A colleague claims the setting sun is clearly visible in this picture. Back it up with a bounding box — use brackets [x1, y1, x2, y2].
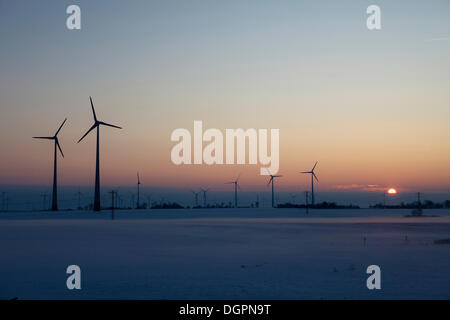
[387, 188, 398, 194]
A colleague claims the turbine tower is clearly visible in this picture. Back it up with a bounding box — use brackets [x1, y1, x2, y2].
[33, 118, 67, 211]
[201, 188, 210, 207]
[78, 97, 121, 211]
[225, 174, 241, 208]
[136, 172, 141, 209]
[267, 171, 282, 208]
[301, 161, 319, 206]
[191, 190, 200, 207]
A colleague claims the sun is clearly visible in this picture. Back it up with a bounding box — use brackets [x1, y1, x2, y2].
[387, 188, 397, 194]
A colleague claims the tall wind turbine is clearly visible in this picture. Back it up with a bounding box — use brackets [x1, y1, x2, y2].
[301, 161, 319, 206]
[136, 172, 141, 209]
[267, 171, 282, 208]
[78, 97, 121, 211]
[33, 118, 67, 211]
[225, 174, 241, 208]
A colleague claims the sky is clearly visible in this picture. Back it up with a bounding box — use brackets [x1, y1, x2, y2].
[1, 0, 450, 194]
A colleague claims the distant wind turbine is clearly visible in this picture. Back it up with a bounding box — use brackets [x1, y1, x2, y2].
[289, 193, 297, 204]
[33, 118, 67, 211]
[201, 188, 210, 207]
[225, 174, 241, 208]
[147, 194, 152, 209]
[191, 190, 200, 207]
[136, 172, 141, 209]
[78, 97, 122, 211]
[75, 188, 83, 210]
[266, 170, 282, 208]
[301, 161, 319, 206]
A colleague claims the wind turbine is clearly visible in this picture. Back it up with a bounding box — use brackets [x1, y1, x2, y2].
[136, 172, 141, 209]
[147, 194, 152, 209]
[75, 188, 83, 210]
[289, 193, 297, 204]
[191, 190, 200, 207]
[78, 97, 122, 211]
[266, 170, 282, 208]
[301, 161, 319, 206]
[200, 188, 210, 207]
[33, 118, 67, 211]
[225, 174, 241, 208]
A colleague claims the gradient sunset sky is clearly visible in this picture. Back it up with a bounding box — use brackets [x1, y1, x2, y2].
[1, 0, 449, 193]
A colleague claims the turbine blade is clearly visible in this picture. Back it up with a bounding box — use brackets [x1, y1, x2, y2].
[33, 136, 53, 140]
[301, 171, 311, 174]
[267, 177, 273, 186]
[273, 175, 282, 178]
[78, 124, 97, 143]
[312, 161, 318, 171]
[236, 173, 242, 182]
[54, 118, 67, 137]
[56, 139, 64, 158]
[100, 121, 122, 129]
[313, 173, 319, 182]
[90, 97, 97, 122]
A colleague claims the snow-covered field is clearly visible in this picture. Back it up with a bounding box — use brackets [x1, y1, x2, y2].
[1, 208, 450, 299]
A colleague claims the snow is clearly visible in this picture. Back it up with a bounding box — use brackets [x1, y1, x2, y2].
[1, 208, 450, 299]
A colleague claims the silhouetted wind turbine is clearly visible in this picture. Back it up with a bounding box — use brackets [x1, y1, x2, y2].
[33, 118, 67, 211]
[136, 172, 141, 209]
[301, 161, 319, 206]
[266, 170, 282, 208]
[75, 188, 83, 210]
[225, 174, 241, 208]
[289, 193, 297, 204]
[201, 188, 210, 207]
[191, 190, 200, 207]
[78, 97, 121, 211]
[147, 194, 152, 209]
